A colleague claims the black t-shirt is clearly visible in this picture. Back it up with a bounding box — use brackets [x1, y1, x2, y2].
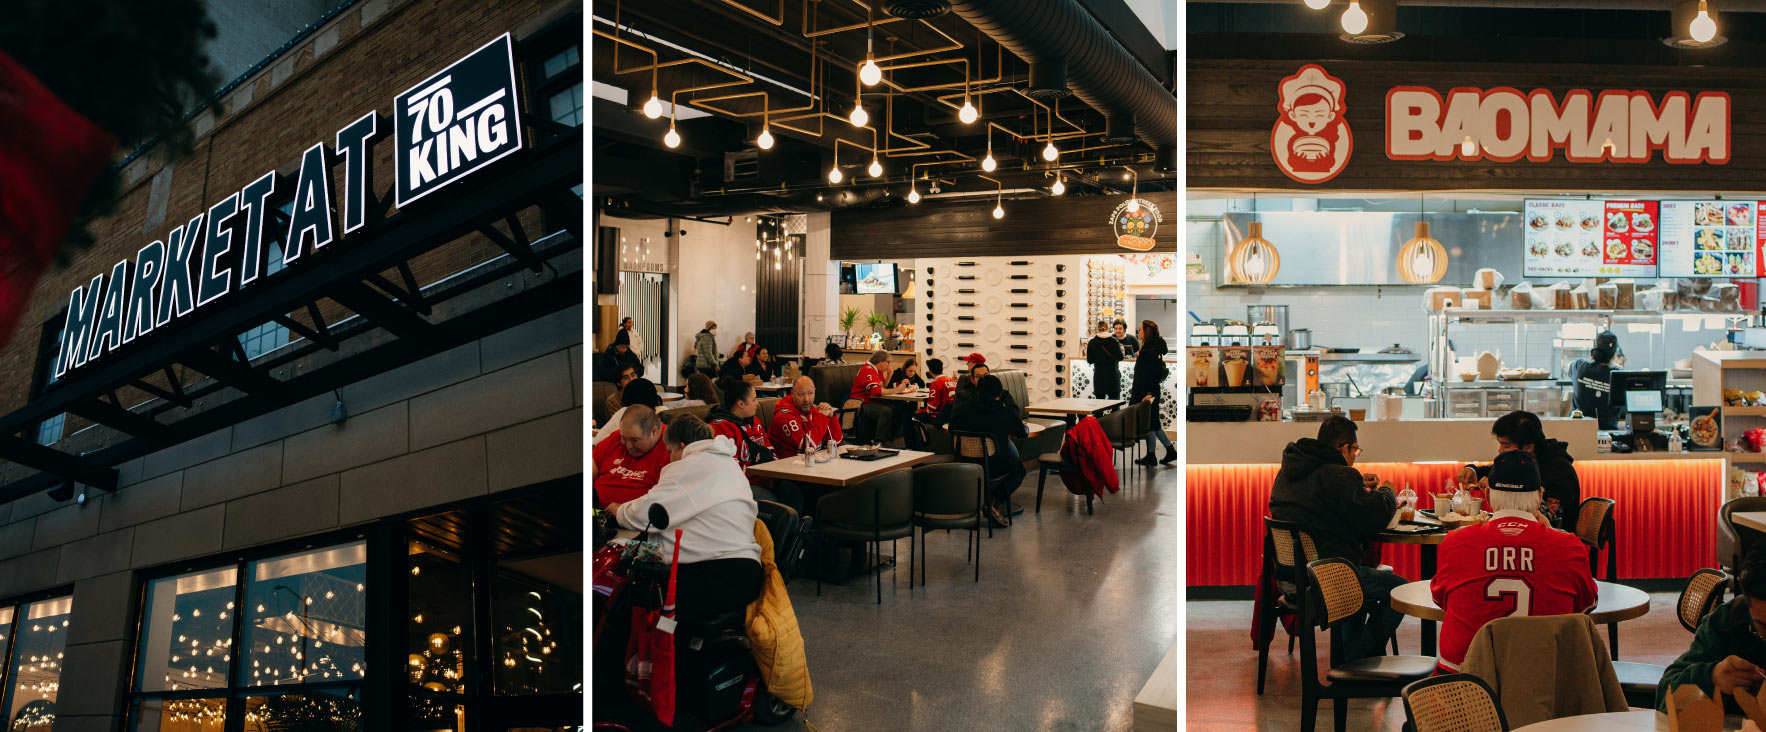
[1571, 359, 1616, 428]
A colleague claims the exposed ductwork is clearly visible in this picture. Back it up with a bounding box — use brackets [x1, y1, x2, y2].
[947, 0, 1176, 149]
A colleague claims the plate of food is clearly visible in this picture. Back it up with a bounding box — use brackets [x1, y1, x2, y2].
[1731, 203, 1755, 227]
[1580, 214, 1599, 231]
[1529, 213, 1548, 230]
[1730, 252, 1752, 275]
[1605, 212, 1628, 232]
[1631, 211, 1655, 233]
[1605, 238, 1627, 259]
[1697, 228, 1725, 251]
[1691, 407, 1721, 448]
[1631, 240, 1654, 260]
[1582, 242, 1600, 258]
[1554, 241, 1574, 257]
[1530, 240, 1549, 257]
[1697, 202, 1726, 226]
[1731, 228, 1755, 250]
[1696, 252, 1724, 275]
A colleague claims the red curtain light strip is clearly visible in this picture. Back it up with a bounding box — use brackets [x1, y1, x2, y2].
[1186, 460, 1725, 586]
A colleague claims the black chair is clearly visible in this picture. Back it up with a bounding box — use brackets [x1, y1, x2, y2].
[812, 470, 914, 604]
[1718, 497, 1766, 576]
[1574, 496, 1619, 656]
[1035, 449, 1093, 515]
[1613, 568, 1731, 708]
[1099, 409, 1135, 481]
[1300, 557, 1437, 732]
[755, 499, 804, 582]
[950, 430, 1011, 537]
[1258, 517, 1319, 695]
[909, 463, 984, 587]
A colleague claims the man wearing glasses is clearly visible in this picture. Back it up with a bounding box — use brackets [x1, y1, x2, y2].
[1269, 415, 1403, 660]
[1658, 543, 1766, 712]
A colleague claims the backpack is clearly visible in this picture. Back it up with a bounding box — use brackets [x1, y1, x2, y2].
[679, 353, 697, 377]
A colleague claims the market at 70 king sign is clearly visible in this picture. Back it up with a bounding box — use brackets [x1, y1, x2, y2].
[55, 34, 523, 379]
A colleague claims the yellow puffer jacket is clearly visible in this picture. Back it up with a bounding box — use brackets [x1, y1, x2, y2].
[746, 519, 812, 710]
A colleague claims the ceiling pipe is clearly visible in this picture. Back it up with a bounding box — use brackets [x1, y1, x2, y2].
[947, 0, 1177, 149]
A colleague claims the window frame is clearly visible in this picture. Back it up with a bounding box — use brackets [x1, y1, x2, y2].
[0, 585, 76, 730]
[123, 526, 381, 731]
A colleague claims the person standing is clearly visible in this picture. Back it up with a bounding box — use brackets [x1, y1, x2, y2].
[1456, 410, 1582, 530]
[1087, 320, 1124, 400]
[621, 316, 645, 360]
[597, 330, 643, 380]
[1268, 415, 1403, 660]
[1131, 320, 1176, 465]
[1113, 319, 1140, 358]
[694, 321, 720, 377]
[1570, 331, 1621, 430]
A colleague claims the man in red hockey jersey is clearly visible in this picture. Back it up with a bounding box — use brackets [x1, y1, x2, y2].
[917, 358, 958, 423]
[1431, 449, 1596, 673]
[591, 406, 671, 508]
[770, 376, 842, 459]
[850, 350, 916, 446]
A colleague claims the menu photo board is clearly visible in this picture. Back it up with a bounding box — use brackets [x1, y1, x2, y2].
[1659, 201, 1764, 277]
[1522, 199, 1659, 278]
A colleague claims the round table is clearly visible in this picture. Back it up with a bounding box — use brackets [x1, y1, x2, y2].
[659, 392, 684, 402]
[1024, 422, 1045, 436]
[1510, 710, 1745, 731]
[1387, 580, 1651, 624]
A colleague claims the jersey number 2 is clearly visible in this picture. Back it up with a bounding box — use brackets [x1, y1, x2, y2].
[1484, 578, 1533, 617]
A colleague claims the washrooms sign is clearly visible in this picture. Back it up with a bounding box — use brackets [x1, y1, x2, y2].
[56, 33, 525, 378]
[395, 33, 524, 207]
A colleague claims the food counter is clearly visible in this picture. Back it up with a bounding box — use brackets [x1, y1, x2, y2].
[1070, 356, 1181, 431]
[1186, 417, 1727, 586]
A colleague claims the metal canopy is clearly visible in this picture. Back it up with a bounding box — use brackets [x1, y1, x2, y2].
[0, 131, 584, 505]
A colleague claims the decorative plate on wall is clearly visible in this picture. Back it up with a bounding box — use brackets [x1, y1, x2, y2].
[937, 299, 951, 315]
[984, 296, 1002, 314]
[1038, 340, 1054, 354]
[983, 269, 1003, 287]
[1038, 377, 1054, 393]
[1038, 301, 1053, 316]
[1038, 320, 1053, 336]
[983, 324, 1002, 343]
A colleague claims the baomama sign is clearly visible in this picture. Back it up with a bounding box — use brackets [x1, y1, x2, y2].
[55, 34, 523, 379]
[1266, 62, 1731, 185]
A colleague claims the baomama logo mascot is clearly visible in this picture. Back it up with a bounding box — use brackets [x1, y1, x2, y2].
[1271, 64, 1352, 184]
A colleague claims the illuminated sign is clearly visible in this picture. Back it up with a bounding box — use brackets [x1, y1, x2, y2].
[57, 34, 523, 378]
[1387, 86, 1729, 164]
[1111, 199, 1162, 251]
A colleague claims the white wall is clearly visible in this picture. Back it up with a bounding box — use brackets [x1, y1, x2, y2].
[674, 217, 759, 372]
[802, 213, 835, 354]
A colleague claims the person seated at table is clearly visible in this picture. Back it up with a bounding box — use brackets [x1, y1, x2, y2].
[592, 405, 671, 507]
[748, 347, 781, 381]
[956, 353, 988, 393]
[817, 342, 844, 366]
[675, 373, 718, 409]
[1430, 450, 1596, 674]
[1269, 415, 1402, 660]
[596, 379, 668, 444]
[889, 359, 925, 390]
[850, 350, 917, 446]
[1087, 320, 1124, 400]
[1657, 542, 1766, 713]
[949, 374, 1028, 529]
[1455, 410, 1581, 530]
[917, 359, 958, 423]
[770, 376, 843, 459]
[719, 350, 755, 383]
[597, 329, 644, 381]
[603, 363, 638, 417]
[708, 377, 801, 512]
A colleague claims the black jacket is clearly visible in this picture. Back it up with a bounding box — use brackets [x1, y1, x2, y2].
[719, 357, 749, 383]
[597, 345, 643, 380]
[1117, 334, 1140, 358]
[1268, 438, 1396, 562]
[1088, 335, 1124, 389]
[1656, 596, 1766, 714]
[1130, 336, 1170, 403]
[1570, 358, 1617, 429]
[747, 359, 778, 381]
[949, 391, 1028, 463]
[1471, 440, 1582, 529]
[888, 368, 925, 389]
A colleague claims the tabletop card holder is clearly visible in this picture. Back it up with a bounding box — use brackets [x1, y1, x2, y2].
[1733, 683, 1766, 730]
[1667, 685, 1724, 732]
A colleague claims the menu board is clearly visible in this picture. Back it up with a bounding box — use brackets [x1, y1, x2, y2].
[1659, 201, 1764, 277]
[1522, 199, 1659, 278]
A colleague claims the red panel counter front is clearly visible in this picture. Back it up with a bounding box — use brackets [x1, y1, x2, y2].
[1187, 443, 1727, 586]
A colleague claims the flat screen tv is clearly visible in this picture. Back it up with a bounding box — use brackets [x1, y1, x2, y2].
[854, 262, 897, 294]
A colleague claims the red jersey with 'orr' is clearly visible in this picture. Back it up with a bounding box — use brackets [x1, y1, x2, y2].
[922, 375, 956, 417]
[591, 430, 671, 507]
[1429, 515, 1596, 673]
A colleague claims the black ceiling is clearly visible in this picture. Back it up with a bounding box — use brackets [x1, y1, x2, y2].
[591, 0, 1177, 219]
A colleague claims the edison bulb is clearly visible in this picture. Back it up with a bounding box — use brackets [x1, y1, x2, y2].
[1042, 141, 1059, 161]
[1691, 6, 1717, 43]
[1304, 0, 1329, 8]
[849, 104, 869, 128]
[1460, 136, 1476, 157]
[958, 100, 978, 124]
[1126, 198, 1141, 214]
[756, 128, 774, 150]
[907, 188, 920, 204]
[992, 204, 1005, 219]
[1341, 1, 1368, 34]
[981, 154, 997, 172]
[828, 166, 843, 184]
[859, 59, 882, 86]
[663, 127, 680, 148]
[1051, 178, 1066, 196]
[868, 158, 883, 177]
[642, 95, 663, 119]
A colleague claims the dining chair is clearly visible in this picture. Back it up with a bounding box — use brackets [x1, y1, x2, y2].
[1401, 674, 1508, 732]
[909, 463, 984, 588]
[1612, 568, 1730, 708]
[1575, 496, 1619, 655]
[812, 470, 914, 604]
[1300, 557, 1437, 732]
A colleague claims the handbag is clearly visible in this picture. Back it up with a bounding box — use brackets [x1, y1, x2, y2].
[626, 530, 682, 726]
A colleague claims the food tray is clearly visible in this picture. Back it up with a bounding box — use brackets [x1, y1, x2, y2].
[840, 449, 901, 462]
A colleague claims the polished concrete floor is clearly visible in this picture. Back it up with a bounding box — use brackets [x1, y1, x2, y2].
[737, 462, 1179, 732]
[1186, 592, 1692, 732]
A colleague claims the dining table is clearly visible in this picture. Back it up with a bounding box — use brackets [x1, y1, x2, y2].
[1509, 710, 1747, 731]
[1387, 579, 1651, 625]
[746, 445, 941, 487]
[1025, 398, 1127, 426]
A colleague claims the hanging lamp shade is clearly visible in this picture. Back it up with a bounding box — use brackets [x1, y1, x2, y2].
[1397, 221, 1449, 284]
[1227, 222, 1281, 284]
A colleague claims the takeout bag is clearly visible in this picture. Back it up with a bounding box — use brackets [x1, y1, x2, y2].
[626, 530, 682, 726]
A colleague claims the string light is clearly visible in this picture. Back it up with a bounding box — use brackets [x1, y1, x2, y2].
[868, 158, 883, 177]
[757, 127, 774, 150]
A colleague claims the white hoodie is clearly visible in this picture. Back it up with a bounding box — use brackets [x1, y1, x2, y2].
[614, 435, 761, 564]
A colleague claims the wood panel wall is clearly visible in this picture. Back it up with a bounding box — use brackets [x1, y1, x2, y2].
[829, 194, 1178, 259]
[1189, 59, 1766, 192]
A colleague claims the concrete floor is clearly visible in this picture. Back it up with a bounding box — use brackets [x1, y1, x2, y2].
[740, 463, 1179, 732]
[1186, 592, 1693, 732]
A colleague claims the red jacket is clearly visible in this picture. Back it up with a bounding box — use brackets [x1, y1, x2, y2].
[769, 400, 843, 458]
[849, 363, 885, 404]
[1058, 416, 1119, 498]
[921, 375, 956, 418]
[591, 429, 672, 507]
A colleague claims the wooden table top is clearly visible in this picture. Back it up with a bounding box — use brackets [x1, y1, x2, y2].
[746, 446, 940, 487]
[659, 392, 684, 402]
[1388, 580, 1650, 624]
[1732, 511, 1766, 533]
[1026, 398, 1127, 416]
[877, 390, 931, 402]
[752, 381, 795, 393]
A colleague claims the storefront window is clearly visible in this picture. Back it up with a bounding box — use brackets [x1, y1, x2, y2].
[408, 542, 473, 695]
[547, 84, 583, 127]
[240, 542, 368, 687]
[136, 567, 237, 692]
[132, 698, 226, 730]
[242, 687, 362, 731]
[492, 563, 579, 695]
[1, 595, 71, 732]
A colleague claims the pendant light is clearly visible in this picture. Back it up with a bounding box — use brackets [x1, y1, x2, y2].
[663, 125, 681, 149]
[1041, 100, 1060, 161]
[1342, 1, 1369, 34]
[828, 146, 843, 183]
[756, 108, 774, 150]
[907, 187, 920, 204]
[643, 96, 663, 119]
[868, 157, 883, 177]
[1123, 167, 1140, 214]
[981, 125, 996, 172]
[858, 6, 882, 86]
[986, 175, 1004, 219]
[849, 102, 869, 128]
[1051, 176, 1065, 196]
[1691, 0, 1717, 42]
[1397, 196, 1449, 284]
[1227, 195, 1281, 284]
[993, 201, 1004, 219]
[958, 99, 978, 124]
[1304, 0, 1330, 8]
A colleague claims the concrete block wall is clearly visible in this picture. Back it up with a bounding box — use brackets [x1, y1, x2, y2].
[0, 303, 582, 731]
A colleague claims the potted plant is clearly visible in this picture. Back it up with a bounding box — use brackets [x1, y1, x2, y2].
[882, 316, 899, 345]
[866, 310, 887, 344]
[839, 307, 860, 344]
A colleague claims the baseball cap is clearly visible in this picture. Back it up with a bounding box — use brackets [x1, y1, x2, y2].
[1487, 450, 1541, 493]
[961, 353, 986, 366]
